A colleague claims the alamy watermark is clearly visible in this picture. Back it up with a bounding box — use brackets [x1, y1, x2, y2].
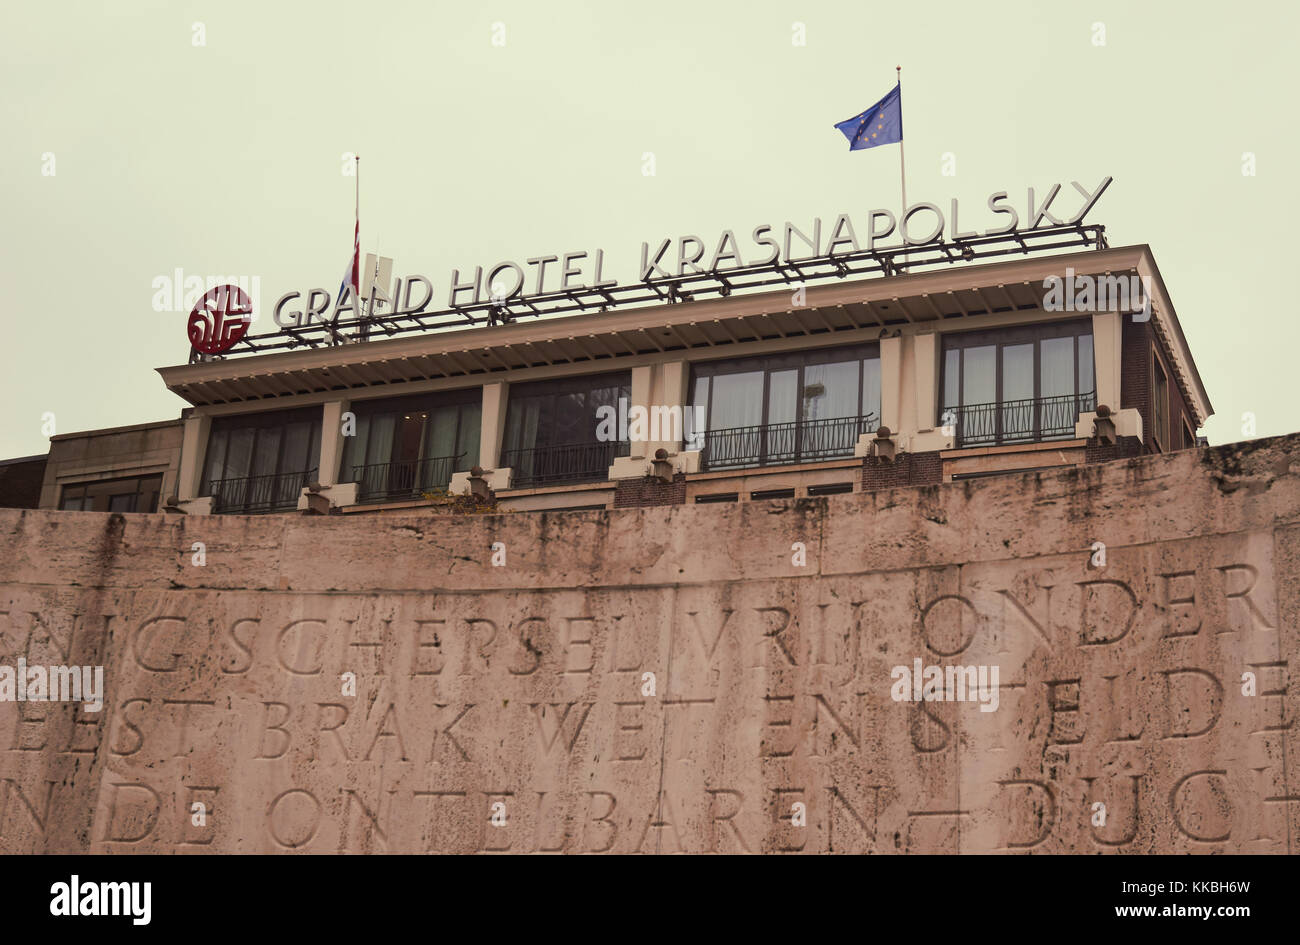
[1043, 267, 1150, 322]
[0, 659, 104, 712]
[152, 269, 262, 322]
[890, 659, 1000, 712]
[50, 875, 150, 925]
[595, 398, 705, 449]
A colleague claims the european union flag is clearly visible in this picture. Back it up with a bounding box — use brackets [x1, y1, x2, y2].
[834, 84, 902, 151]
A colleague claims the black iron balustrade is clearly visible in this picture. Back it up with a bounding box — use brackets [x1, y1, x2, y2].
[942, 390, 1096, 448]
[351, 453, 465, 502]
[501, 440, 631, 488]
[700, 413, 879, 471]
[208, 468, 317, 514]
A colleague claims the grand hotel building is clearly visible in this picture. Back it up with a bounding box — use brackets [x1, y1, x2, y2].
[9, 242, 1210, 516]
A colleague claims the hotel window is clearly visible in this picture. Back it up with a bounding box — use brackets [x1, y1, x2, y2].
[1153, 353, 1170, 452]
[59, 474, 163, 512]
[689, 344, 881, 471]
[502, 372, 631, 487]
[1182, 418, 1196, 450]
[340, 390, 481, 502]
[201, 407, 321, 513]
[940, 320, 1095, 447]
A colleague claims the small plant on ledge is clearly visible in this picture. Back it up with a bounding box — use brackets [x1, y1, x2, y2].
[418, 486, 505, 515]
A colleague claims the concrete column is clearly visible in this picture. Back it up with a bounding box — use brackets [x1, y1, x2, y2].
[318, 399, 350, 486]
[1091, 311, 1122, 411]
[480, 381, 509, 469]
[906, 330, 953, 452]
[655, 360, 691, 455]
[177, 414, 210, 500]
[879, 334, 903, 433]
[911, 332, 939, 432]
[628, 364, 653, 459]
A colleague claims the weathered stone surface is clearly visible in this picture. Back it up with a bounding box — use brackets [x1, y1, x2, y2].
[0, 435, 1297, 853]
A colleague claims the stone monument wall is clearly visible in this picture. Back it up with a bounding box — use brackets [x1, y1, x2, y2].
[0, 435, 1297, 853]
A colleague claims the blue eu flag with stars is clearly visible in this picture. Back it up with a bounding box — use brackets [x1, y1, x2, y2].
[834, 84, 902, 151]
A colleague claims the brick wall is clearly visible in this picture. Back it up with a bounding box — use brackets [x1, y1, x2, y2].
[0, 457, 47, 509]
[613, 473, 687, 508]
[861, 451, 942, 491]
[1085, 435, 1145, 464]
[1120, 317, 1197, 453]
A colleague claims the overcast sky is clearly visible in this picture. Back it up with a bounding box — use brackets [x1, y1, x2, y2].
[2, 0, 1295, 457]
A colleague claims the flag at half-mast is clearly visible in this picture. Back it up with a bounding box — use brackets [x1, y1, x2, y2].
[339, 212, 360, 303]
[834, 83, 902, 151]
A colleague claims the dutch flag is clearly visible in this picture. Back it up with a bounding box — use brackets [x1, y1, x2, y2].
[339, 214, 360, 305]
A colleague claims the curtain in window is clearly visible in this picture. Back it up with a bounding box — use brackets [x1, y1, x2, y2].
[861, 357, 882, 429]
[202, 409, 323, 510]
[251, 428, 281, 480]
[805, 361, 858, 419]
[281, 421, 313, 474]
[505, 399, 542, 481]
[225, 428, 255, 481]
[962, 346, 996, 405]
[203, 429, 228, 489]
[1077, 335, 1095, 397]
[767, 370, 798, 424]
[1001, 344, 1035, 441]
[508, 399, 542, 451]
[456, 405, 481, 471]
[961, 346, 997, 444]
[420, 407, 460, 490]
[547, 391, 586, 445]
[341, 413, 370, 481]
[802, 360, 859, 457]
[424, 408, 459, 460]
[687, 377, 709, 449]
[711, 372, 764, 430]
[1040, 337, 1075, 399]
[366, 414, 397, 469]
[942, 349, 960, 415]
[765, 370, 798, 461]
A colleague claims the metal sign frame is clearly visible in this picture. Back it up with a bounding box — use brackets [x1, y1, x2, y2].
[190, 222, 1107, 363]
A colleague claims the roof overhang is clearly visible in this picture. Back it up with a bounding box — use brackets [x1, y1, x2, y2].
[157, 245, 1211, 424]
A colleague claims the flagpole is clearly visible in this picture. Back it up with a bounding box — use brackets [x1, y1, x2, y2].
[896, 66, 906, 216]
[356, 155, 369, 323]
[896, 66, 908, 272]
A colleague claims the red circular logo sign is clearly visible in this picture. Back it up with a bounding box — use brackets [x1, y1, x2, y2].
[187, 284, 253, 354]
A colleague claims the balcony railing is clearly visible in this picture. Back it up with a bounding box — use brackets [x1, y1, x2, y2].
[943, 390, 1096, 448]
[501, 440, 631, 488]
[351, 454, 465, 502]
[208, 468, 317, 514]
[700, 413, 879, 472]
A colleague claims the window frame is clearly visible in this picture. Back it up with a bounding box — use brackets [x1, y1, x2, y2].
[200, 407, 322, 511]
[59, 474, 163, 513]
[689, 342, 882, 435]
[938, 319, 1095, 445]
[1152, 349, 1170, 453]
[340, 388, 481, 492]
[502, 371, 633, 453]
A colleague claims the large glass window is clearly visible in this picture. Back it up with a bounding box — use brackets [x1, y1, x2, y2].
[340, 390, 481, 501]
[201, 407, 321, 513]
[502, 372, 632, 487]
[940, 321, 1095, 447]
[59, 474, 163, 513]
[689, 344, 881, 470]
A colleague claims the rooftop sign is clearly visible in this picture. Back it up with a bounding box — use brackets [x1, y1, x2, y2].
[193, 178, 1112, 360]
